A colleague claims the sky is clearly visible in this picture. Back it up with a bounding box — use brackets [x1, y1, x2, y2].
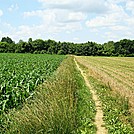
[0, 0, 134, 43]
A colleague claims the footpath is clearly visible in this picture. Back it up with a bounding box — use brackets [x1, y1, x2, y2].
[74, 58, 107, 134]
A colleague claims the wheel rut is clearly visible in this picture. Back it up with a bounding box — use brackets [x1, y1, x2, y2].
[74, 58, 107, 134]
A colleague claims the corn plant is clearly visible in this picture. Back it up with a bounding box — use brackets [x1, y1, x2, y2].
[0, 53, 65, 113]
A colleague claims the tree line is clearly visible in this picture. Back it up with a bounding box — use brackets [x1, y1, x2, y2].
[0, 37, 134, 56]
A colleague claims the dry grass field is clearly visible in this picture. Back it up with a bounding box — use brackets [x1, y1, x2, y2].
[75, 56, 134, 133]
[76, 56, 134, 112]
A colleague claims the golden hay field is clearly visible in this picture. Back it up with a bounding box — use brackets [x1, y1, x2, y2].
[76, 56, 134, 112]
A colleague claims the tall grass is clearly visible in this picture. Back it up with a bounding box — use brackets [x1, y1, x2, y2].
[1, 56, 96, 134]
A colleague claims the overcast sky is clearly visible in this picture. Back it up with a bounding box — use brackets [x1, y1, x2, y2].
[0, 0, 134, 43]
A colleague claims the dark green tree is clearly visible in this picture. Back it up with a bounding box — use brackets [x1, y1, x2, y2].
[103, 41, 114, 56]
[1, 37, 14, 44]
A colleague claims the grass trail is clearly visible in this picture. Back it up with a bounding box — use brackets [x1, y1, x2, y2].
[74, 58, 107, 134]
[75, 56, 134, 133]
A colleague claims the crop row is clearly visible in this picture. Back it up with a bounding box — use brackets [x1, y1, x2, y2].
[1, 56, 96, 134]
[0, 53, 65, 113]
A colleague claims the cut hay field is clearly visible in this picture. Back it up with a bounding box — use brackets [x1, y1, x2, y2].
[76, 56, 134, 107]
[75, 56, 134, 133]
[76, 57, 134, 89]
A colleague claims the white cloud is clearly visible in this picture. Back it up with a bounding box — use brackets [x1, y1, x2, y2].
[8, 4, 19, 12]
[68, 12, 86, 22]
[85, 0, 134, 42]
[24, 0, 96, 38]
[107, 0, 127, 4]
[86, 2, 128, 28]
[126, 0, 134, 14]
[110, 25, 127, 31]
[24, 10, 45, 18]
[23, 8, 84, 35]
[24, 8, 86, 23]
[73, 37, 79, 41]
[38, 0, 108, 13]
[127, 17, 134, 26]
[0, 30, 4, 37]
[1, 0, 134, 43]
[22, 0, 110, 40]
[54, 10, 86, 23]
[0, 21, 82, 42]
[86, 15, 116, 27]
[0, 9, 3, 16]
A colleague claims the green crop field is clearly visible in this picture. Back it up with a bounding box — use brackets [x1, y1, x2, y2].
[1, 55, 134, 134]
[0, 53, 65, 113]
[1, 56, 96, 134]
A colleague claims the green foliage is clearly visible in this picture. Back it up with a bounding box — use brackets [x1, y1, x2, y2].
[1, 56, 97, 134]
[114, 39, 134, 56]
[102, 41, 115, 56]
[75, 73, 96, 133]
[57, 50, 64, 55]
[1, 37, 14, 44]
[0, 53, 65, 113]
[0, 37, 134, 56]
